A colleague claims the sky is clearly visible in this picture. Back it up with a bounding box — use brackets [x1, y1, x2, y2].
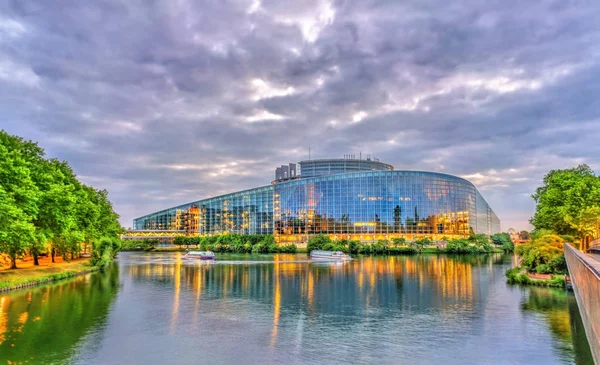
[1, 0, 599, 231]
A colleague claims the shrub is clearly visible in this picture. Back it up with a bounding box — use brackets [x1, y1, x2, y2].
[348, 240, 362, 254]
[391, 237, 406, 247]
[278, 244, 297, 253]
[492, 233, 514, 252]
[516, 234, 567, 274]
[307, 234, 332, 252]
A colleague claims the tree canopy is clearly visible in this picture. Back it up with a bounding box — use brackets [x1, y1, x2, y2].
[530, 164, 600, 250]
[0, 130, 122, 268]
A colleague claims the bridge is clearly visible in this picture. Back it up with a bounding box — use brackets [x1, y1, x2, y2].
[564, 243, 600, 364]
[120, 230, 196, 241]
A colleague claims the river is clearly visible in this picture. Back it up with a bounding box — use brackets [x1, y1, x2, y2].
[0, 253, 594, 364]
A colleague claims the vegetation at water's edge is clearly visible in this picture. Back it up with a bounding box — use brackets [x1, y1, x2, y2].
[306, 233, 504, 255]
[505, 267, 565, 288]
[0, 130, 122, 270]
[506, 164, 600, 286]
[121, 233, 510, 255]
[121, 235, 298, 254]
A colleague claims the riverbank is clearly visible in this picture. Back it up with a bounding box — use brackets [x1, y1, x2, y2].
[121, 246, 503, 255]
[0, 257, 97, 292]
[505, 267, 566, 288]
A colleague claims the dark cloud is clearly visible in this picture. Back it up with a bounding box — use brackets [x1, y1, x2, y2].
[1, 0, 599, 230]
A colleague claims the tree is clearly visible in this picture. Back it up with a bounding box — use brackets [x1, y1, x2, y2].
[0, 189, 36, 269]
[564, 206, 600, 251]
[516, 234, 567, 274]
[519, 231, 530, 240]
[0, 130, 122, 269]
[492, 233, 513, 252]
[173, 236, 186, 248]
[0, 133, 40, 268]
[530, 165, 600, 250]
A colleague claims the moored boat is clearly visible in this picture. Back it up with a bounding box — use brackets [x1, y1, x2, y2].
[184, 251, 215, 260]
[310, 250, 351, 261]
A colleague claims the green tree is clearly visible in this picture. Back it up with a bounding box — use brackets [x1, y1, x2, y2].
[531, 165, 600, 250]
[492, 233, 513, 252]
[173, 236, 186, 248]
[0, 130, 122, 268]
[516, 234, 567, 274]
[0, 189, 36, 268]
[306, 234, 332, 252]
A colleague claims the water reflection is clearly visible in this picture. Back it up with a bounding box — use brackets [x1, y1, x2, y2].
[0, 253, 593, 365]
[522, 288, 594, 364]
[0, 265, 119, 364]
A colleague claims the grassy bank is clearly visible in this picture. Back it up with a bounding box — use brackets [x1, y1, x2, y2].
[0, 259, 97, 291]
[505, 267, 566, 288]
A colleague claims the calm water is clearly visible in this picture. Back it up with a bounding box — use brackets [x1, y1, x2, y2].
[0, 253, 594, 365]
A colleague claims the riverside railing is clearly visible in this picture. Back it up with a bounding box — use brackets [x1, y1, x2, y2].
[564, 243, 600, 364]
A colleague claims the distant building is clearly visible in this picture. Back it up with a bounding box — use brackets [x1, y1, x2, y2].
[134, 155, 501, 243]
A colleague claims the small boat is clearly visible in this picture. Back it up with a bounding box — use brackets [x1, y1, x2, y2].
[184, 251, 215, 260]
[310, 250, 351, 261]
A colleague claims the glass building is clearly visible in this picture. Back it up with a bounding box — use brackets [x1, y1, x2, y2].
[134, 157, 500, 243]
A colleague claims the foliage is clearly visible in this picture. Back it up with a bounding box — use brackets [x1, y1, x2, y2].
[411, 237, 431, 253]
[515, 234, 567, 275]
[189, 234, 296, 254]
[306, 234, 332, 252]
[505, 267, 566, 288]
[0, 131, 122, 269]
[492, 233, 514, 252]
[90, 237, 120, 270]
[443, 234, 493, 254]
[519, 231, 530, 240]
[530, 165, 600, 249]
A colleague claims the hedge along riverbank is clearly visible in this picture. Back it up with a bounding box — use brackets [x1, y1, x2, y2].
[306, 234, 503, 255]
[121, 233, 506, 255]
[120, 235, 298, 254]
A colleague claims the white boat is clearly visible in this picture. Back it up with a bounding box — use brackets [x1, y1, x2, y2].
[184, 251, 215, 260]
[310, 250, 351, 261]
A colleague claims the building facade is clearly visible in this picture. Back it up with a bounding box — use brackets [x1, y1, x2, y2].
[133, 157, 500, 243]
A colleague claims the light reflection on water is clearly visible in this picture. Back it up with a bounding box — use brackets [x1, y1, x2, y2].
[0, 252, 594, 365]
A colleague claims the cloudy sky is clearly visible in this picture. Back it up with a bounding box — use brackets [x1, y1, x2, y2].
[1, 0, 599, 230]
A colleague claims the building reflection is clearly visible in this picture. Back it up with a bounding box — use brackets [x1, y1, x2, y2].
[125, 254, 504, 335]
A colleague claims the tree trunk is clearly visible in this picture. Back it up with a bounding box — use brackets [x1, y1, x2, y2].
[51, 247, 55, 263]
[33, 252, 39, 266]
[10, 256, 17, 269]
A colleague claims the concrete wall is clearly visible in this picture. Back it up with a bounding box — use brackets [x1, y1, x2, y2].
[565, 244, 600, 364]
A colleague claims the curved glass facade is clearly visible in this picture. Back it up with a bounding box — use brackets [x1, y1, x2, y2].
[133, 186, 274, 235]
[133, 169, 500, 243]
[274, 171, 500, 243]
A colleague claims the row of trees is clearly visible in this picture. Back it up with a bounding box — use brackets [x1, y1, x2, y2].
[0, 131, 122, 269]
[195, 234, 297, 253]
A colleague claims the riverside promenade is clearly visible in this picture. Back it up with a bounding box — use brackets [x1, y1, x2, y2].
[565, 243, 600, 364]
